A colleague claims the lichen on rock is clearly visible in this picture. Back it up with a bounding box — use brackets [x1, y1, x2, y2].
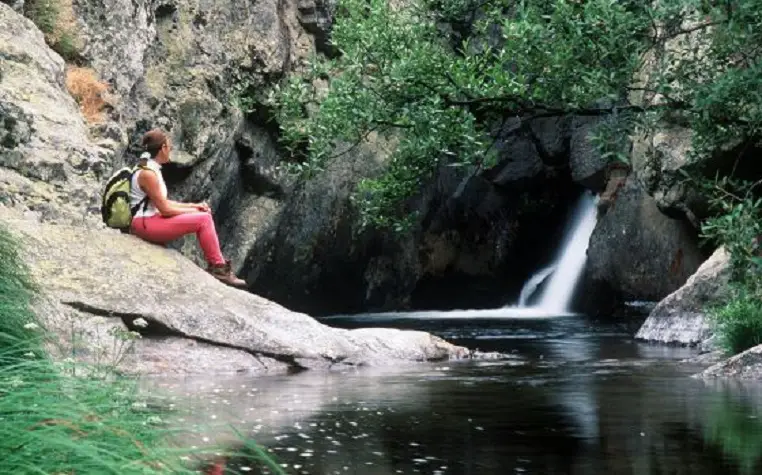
[0, 2, 112, 222]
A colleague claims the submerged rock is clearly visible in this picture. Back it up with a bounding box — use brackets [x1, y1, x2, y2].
[1, 208, 469, 376]
[699, 344, 762, 379]
[635, 246, 730, 346]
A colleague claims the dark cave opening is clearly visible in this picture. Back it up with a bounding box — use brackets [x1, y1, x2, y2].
[408, 170, 588, 312]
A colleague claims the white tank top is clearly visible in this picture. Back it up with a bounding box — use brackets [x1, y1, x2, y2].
[130, 157, 167, 218]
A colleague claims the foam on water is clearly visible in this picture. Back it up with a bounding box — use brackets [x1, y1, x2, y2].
[324, 307, 577, 321]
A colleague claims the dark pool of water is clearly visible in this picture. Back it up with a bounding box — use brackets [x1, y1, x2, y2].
[152, 314, 762, 475]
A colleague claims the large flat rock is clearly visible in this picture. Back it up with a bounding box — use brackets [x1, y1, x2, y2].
[1, 208, 469, 375]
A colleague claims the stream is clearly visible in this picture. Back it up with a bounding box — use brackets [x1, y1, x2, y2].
[146, 314, 762, 475]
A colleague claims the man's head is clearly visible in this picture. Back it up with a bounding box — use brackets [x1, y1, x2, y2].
[142, 129, 172, 164]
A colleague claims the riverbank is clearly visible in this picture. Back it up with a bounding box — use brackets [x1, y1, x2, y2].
[0, 223, 284, 474]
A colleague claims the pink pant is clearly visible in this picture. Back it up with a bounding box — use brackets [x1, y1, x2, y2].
[131, 212, 225, 265]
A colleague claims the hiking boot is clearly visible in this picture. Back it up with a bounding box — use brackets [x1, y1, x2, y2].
[208, 260, 247, 288]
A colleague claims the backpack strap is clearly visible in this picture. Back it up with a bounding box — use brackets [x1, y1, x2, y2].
[130, 197, 148, 217]
[130, 164, 154, 221]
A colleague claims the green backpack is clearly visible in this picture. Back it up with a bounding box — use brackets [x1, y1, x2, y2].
[100, 165, 150, 231]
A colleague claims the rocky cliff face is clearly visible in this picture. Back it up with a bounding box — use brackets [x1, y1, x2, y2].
[0, 2, 470, 375]
[2, 0, 708, 320]
[0, 4, 112, 222]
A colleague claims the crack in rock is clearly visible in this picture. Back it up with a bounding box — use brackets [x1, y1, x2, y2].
[62, 300, 311, 371]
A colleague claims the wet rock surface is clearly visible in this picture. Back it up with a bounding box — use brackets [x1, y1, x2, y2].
[699, 345, 762, 379]
[636, 247, 730, 346]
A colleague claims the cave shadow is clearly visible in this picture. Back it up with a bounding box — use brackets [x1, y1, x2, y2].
[408, 174, 588, 312]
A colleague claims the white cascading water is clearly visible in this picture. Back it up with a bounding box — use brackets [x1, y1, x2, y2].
[521, 191, 599, 314]
[324, 191, 600, 321]
[516, 265, 556, 307]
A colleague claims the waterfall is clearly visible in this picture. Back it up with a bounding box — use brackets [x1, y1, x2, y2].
[325, 191, 599, 321]
[518, 192, 599, 314]
[516, 265, 556, 307]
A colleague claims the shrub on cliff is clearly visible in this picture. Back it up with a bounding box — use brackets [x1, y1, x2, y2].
[267, 0, 761, 231]
[23, 0, 80, 61]
[65, 66, 110, 123]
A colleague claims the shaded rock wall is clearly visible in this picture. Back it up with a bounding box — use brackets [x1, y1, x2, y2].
[585, 174, 706, 304]
[2, 0, 711, 318]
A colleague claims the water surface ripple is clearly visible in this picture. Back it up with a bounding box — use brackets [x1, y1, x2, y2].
[148, 315, 762, 475]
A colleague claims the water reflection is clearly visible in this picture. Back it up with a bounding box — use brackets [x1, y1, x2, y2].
[699, 379, 762, 474]
[142, 316, 762, 474]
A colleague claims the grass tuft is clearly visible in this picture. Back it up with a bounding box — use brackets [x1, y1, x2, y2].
[0, 223, 284, 474]
[23, 0, 81, 61]
[708, 285, 762, 355]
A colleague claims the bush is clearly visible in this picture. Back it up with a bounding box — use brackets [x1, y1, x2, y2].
[23, 0, 81, 61]
[65, 66, 110, 124]
[708, 286, 762, 355]
[701, 183, 762, 356]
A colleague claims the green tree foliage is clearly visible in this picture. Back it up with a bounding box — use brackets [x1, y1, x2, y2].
[266, 0, 761, 230]
[268, 0, 654, 228]
[266, 0, 762, 350]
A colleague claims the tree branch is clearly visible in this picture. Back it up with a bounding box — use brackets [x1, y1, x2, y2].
[657, 21, 722, 42]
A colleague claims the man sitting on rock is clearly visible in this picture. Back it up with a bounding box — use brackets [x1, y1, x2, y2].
[129, 128, 247, 288]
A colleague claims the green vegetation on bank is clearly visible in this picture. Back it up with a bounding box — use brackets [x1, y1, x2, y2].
[0, 224, 283, 474]
[702, 185, 762, 355]
[0, 224, 190, 474]
[264, 0, 762, 352]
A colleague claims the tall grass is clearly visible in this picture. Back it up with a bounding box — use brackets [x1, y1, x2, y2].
[708, 285, 762, 356]
[0, 224, 285, 474]
[0, 223, 39, 354]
